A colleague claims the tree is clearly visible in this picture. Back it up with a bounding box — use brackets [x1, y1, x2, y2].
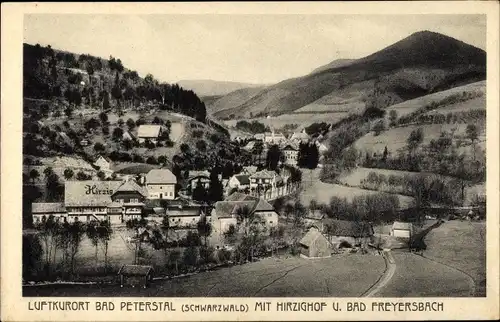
[169, 249, 181, 275]
[68, 220, 85, 277]
[99, 112, 108, 125]
[117, 118, 124, 127]
[389, 110, 398, 127]
[208, 168, 223, 203]
[97, 220, 112, 272]
[86, 221, 100, 267]
[406, 128, 424, 154]
[197, 216, 212, 262]
[43, 167, 54, 179]
[466, 124, 479, 160]
[63, 168, 74, 180]
[94, 142, 105, 153]
[97, 171, 106, 180]
[126, 118, 136, 130]
[373, 120, 386, 136]
[46, 173, 63, 201]
[192, 179, 208, 203]
[265, 144, 282, 171]
[112, 127, 124, 141]
[29, 169, 40, 184]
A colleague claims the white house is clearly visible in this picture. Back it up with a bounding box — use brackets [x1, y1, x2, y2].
[94, 154, 113, 173]
[210, 195, 279, 246]
[391, 221, 413, 239]
[249, 170, 286, 199]
[282, 144, 299, 166]
[227, 174, 250, 192]
[122, 130, 135, 141]
[290, 131, 309, 143]
[145, 169, 177, 200]
[264, 132, 286, 145]
[137, 125, 163, 144]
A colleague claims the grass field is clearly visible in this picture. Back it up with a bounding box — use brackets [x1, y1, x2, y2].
[423, 220, 486, 296]
[224, 112, 353, 132]
[354, 123, 474, 154]
[385, 80, 486, 119]
[379, 252, 472, 297]
[300, 178, 414, 209]
[23, 254, 386, 297]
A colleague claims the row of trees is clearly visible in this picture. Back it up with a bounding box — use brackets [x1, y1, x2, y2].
[23, 216, 113, 281]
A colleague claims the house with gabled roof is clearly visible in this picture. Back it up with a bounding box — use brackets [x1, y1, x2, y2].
[227, 174, 250, 193]
[145, 169, 177, 200]
[323, 219, 374, 248]
[94, 154, 113, 173]
[210, 194, 278, 246]
[290, 130, 310, 143]
[300, 227, 331, 258]
[110, 179, 148, 223]
[137, 125, 163, 144]
[282, 143, 299, 166]
[249, 170, 287, 200]
[122, 130, 135, 142]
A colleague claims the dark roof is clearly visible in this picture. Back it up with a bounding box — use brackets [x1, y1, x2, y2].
[225, 192, 258, 202]
[113, 179, 147, 197]
[118, 265, 154, 276]
[300, 227, 328, 247]
[306, 211, 324, 221]
[322, 219, 374, 237]
[234, 175, 250, 185]
[32, 202, 66, 214]
[253, 199, 275, 212]
[213, 201, 256, 219]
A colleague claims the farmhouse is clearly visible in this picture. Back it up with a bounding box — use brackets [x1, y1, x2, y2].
[94, 154, 113, 173]
[227, 174, 250, 193]
[110, 179, 148, 223]
[32, 202, 66, 224]
[137, 125, 163, 144]
[299, 227, 331, 258]
[122, 130, 135, 141]
[211, 194, 279, 245]
[282, 143, 299, 166]
[391, 221, 413, 239]
[118, 265, 154, 288]
[249, 170, 286, 199]
[304, 210, 325, 229]
[145, 169, 177, 200]
[323, 219, 374, 248]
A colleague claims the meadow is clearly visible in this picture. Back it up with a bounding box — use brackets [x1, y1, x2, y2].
[24, 254, 386, 297]
[423, 220, 486, 296]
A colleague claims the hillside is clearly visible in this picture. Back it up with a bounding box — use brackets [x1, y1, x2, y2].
[22, 43, 251, 192]
[212, 31, 486, 120]
[204, 86, 265, 116]
[177, 79, 264, 96]
[310, 58, 355, 74]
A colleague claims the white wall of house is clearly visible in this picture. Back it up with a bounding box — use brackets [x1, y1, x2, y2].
[95, 157, 111, 171]
[391, 228, 411, 238]
[256, 211, 279, 228]
[146, 184, 175, 199]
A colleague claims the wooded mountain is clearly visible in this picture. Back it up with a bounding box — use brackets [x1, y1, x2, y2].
[210, 31, 486, 120]
[177, 79, 264, 97]
[23, 43, 207, 123]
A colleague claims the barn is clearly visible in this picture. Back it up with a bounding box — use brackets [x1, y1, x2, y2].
[322, 219, 374, 248]
[118, 265, 154, 288]
[391, 221, 413, 238]
[299, 227, 331, 258]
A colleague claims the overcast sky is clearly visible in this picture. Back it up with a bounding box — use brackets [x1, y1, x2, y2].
[24, 14, 486, 84]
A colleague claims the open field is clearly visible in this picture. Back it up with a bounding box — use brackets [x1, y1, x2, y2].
[23, 254, 386, 297]
[224, 112, 352, 132]
[423, 220, 486, 296]
[300, 179, 414, 209]
[337, 167, 421, 187]
[353, 123, 477, 154]
[424, 96, 485, 114]
[378, 252, 472, 297]
[385, 80, 485, 119]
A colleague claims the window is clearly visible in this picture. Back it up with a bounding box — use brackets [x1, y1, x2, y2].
[131, 198, 138, 203]
[270, 221, 273, 224]
[160, 186, 162, 189]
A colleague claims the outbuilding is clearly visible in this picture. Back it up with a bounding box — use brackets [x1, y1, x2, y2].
[391, 221, 413, 239]
[299, 227, 331, 258]
[118, 265, 154, 288]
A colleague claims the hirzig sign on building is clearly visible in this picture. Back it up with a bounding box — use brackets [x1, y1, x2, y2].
[85, 184, 114, 195]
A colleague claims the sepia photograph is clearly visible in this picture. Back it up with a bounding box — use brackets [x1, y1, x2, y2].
[2, 2, 499, 321]
[18, 13, 489, 299]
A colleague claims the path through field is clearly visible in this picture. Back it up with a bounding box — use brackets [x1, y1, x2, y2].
[363, 251, 396, 297]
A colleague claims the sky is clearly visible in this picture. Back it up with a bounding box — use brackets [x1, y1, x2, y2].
[24, 14, 486, 84]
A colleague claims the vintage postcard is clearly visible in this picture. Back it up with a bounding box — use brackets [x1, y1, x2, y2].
[1, 1, 499, 321]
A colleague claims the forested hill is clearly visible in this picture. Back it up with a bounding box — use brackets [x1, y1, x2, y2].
[23, 43, 207, 123]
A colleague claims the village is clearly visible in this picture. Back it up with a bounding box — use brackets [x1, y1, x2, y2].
[20, 26, 487, 298]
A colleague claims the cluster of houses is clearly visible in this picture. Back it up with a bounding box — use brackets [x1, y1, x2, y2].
[236, 130, 328, 167]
